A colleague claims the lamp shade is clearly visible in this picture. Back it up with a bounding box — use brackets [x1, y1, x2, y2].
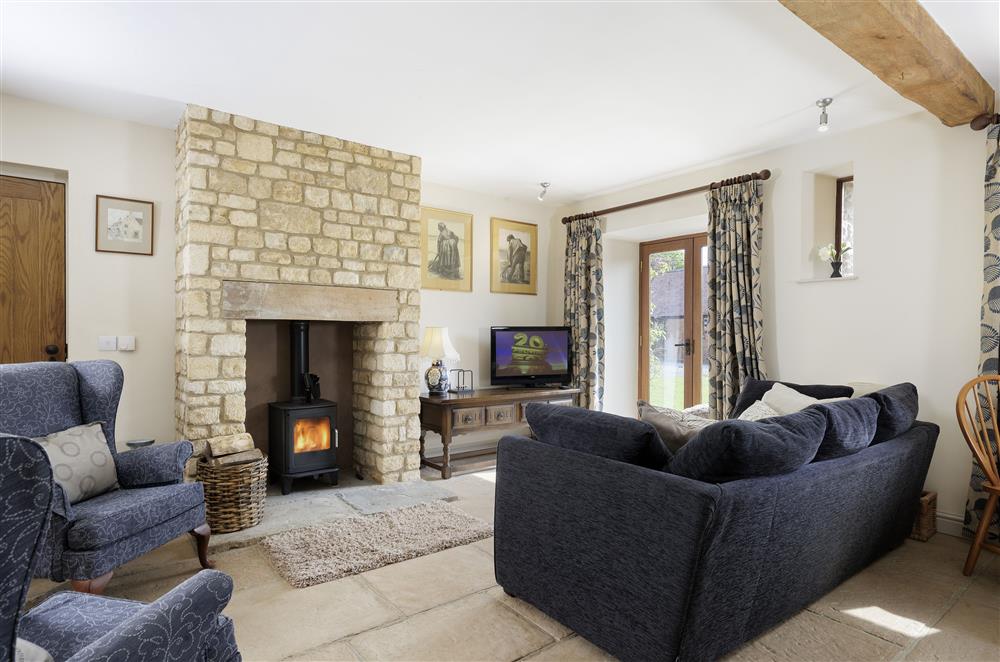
[420, 327, 460, 361]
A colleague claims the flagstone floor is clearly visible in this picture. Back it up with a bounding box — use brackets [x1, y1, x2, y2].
[25, 467, 1000, 661]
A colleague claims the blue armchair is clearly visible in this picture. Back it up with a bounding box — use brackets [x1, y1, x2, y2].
[0, 360, 212, 593]
[0, 437, 240, 662]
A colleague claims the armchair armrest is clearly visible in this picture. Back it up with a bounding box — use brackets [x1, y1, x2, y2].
[494, 435, 721, 662]
[66, 570, 234, 662]
[115, 440, 193, 488]
[51, 481, 74, 520]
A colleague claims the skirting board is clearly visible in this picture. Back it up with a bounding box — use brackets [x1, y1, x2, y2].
[936, 510, 966, 538]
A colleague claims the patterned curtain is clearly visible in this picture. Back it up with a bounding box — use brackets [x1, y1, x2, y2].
[965, 121, 1000, 542]
[564, 216, 605, 410]
[706, 180, 767, 419]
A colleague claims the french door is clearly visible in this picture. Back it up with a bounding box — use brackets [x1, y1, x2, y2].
[639, 233, 708, 409]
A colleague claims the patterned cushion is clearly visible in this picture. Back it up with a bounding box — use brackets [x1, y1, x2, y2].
[0, 363, 82, 440]
[18, 592, 142, 661]
[67, 483, 204, 550]
[737, 400, 780, 421]
[669, 408, 827, 482]
[637, 401, 713, 454]
[15, 638, 54, 662]
[31, 424, 118, 505]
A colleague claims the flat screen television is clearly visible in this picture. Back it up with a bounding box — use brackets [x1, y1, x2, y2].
[490, 326, 573, 387]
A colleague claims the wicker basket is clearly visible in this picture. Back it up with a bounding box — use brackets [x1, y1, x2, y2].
[197, 455, 268, 534]
[910, 490, 937, 542]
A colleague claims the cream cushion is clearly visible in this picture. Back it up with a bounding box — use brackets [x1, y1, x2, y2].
[762, 383, 849, 415]
[34, 422, 119, 504]
[16, 638, 54, 662]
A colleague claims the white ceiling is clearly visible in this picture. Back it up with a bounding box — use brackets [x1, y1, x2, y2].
[920, 0, 1000, 92]
[0, 2, 992, 204]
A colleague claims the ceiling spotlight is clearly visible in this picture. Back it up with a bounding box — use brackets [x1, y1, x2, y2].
[537, 182, 550, 202]
[816, 98, 833, 132]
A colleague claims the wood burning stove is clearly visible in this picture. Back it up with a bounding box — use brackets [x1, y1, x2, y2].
[268, 321, 339, 494]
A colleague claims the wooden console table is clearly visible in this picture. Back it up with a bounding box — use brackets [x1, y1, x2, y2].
[419, 387, 581, 479]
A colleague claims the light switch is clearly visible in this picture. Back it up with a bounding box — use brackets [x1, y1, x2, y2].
[98, 336, 118, 351]
[118, 335, 136, 351]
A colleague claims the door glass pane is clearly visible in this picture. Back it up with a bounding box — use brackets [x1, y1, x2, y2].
[648, 248, 686, 409]
[699, 245, 710, 405]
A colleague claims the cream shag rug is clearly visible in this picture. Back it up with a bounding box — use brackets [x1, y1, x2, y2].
[260, 500, 493, 588]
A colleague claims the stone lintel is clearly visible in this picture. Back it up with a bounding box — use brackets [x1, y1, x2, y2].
[221, 280, 400, 322]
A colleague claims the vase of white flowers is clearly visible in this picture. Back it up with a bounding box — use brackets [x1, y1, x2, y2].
[816, 243, 851, 278]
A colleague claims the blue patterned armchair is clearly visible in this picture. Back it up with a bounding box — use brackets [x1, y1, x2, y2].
[0, 361, 212, 593]
[0, 437, 239, 662]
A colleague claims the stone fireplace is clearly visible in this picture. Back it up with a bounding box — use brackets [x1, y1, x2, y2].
[174, 105, 422, 483]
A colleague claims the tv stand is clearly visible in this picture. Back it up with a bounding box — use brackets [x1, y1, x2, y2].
[418, 386, 582, 479]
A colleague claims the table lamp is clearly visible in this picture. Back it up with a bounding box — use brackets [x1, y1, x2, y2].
[421, 327, 460, 394]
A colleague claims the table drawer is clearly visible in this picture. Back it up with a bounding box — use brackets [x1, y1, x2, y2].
[452, 407, 484, 430]
[520, 398, 575, 419]
[486, 404, 517, 426]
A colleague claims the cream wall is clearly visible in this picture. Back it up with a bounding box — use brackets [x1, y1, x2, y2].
[1, 94, 178, 449]
[548, 111, 983, 532]
[420, 181, 553, 455]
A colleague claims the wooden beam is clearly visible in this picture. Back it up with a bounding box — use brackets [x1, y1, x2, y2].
[780, 0, 995, 127]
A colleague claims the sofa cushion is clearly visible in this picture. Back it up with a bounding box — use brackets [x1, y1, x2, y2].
[32, 423, 119, 504]
[731, 378, 854, 418]
[637, 401, 713, 454]
[864, 383, 919, 443]
[67, 482, 205, 550]
[810, 399, 879, 460]
[669, 408, 827, 482]
[18, 591, 142, 662]
[526, 403, 670, 469]
[0, 362, 82, 439]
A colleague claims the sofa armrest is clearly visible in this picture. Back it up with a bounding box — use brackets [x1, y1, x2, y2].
[66, 570, 235, 662]
[115, 441, 193, 488]
[494, 435, 721, 662]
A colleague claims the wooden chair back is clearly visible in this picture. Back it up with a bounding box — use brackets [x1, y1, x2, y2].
[956, 375, 1000, 490]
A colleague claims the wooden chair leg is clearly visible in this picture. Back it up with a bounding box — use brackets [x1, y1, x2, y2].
[189, 522, 215, 569]
[70, 570, 113, 595]
[964, 492, 999, 576]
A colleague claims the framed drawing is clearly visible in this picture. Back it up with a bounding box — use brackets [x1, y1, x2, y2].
[420, 206, 473, 291]
[96, 195, 154, 255]
[490, 217, 537, 295]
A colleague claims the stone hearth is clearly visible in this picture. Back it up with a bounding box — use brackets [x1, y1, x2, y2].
[174, 105, 422, 483]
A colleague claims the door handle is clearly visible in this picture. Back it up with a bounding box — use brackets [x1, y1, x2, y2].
[44, 344, 59, 361]
[673, 340, 693, 356]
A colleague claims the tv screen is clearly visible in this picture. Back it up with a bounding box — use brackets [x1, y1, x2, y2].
[491, 326, 572, 386]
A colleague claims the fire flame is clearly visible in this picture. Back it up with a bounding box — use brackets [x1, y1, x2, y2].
[293, 417, 330, 453]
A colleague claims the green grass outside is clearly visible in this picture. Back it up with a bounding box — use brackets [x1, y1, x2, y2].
[648, 365, 710, 410]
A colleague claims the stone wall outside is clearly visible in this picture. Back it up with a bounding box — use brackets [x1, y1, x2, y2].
[174, 105, 422, 483]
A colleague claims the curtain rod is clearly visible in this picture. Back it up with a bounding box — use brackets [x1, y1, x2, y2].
[561, 169, 772, 224]
[971, 112, 1000, 131]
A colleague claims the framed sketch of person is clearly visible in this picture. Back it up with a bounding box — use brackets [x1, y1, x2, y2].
[490, 217, 537, 295]
[420, 207, 473, 291]
[95, 195, 154, 255]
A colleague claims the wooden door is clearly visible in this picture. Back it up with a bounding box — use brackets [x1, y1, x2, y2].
[639, 233, 708, 409]
[0, 176, 66, 363]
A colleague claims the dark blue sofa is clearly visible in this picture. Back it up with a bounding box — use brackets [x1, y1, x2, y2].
[494, 421, 938, 661]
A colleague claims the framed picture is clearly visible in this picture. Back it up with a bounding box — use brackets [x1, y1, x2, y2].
[420, 206, 473, 291]
[95, 195, 154, 255]
[490, 217, 537, 295]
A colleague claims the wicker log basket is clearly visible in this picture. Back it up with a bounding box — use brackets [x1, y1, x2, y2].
[198, 454, 268, 534]
[910, 490, 937, 542]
